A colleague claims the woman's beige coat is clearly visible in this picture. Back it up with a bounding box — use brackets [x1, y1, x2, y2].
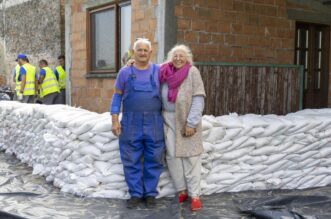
[173, 66, 206, 157]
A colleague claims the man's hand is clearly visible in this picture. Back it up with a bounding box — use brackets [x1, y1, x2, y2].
[112, 115, 121, 136]
[182, 126, 196, 137]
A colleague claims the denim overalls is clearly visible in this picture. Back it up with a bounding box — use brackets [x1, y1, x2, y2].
[119, 64, 165, 198]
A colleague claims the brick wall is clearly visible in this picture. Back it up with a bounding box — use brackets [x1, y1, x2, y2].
[131, 0, 159, 61]
[69, 0, 159, 113]
[175, 0, 295, 64]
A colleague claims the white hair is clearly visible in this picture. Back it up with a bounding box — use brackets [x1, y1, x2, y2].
[133, 38, 152, 51]
[166, 44, 193, 65]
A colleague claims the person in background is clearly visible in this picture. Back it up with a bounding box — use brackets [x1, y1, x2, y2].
[38, 59, 60, 105]
[160, 44, 205, 211]
[110, 38, 165, 209]
[121, 45, 133, 66]
[54, 55, 66, 104]
[12, 60, 22, 101]
[16, 54, 37, 103]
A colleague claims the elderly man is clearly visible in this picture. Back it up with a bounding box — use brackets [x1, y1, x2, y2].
[110, 38, 165, 209]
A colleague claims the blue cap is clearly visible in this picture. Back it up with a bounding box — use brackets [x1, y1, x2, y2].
[16, 53, 27, 61]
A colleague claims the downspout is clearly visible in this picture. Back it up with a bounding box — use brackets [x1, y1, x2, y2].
[64, 0, 72, 106]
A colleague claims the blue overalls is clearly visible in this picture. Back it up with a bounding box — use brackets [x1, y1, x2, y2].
[119, 64, 165, 198]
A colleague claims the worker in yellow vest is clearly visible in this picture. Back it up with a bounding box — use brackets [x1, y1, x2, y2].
[54, 55, 66, 104]
[38, 59, 60, 105]
[16, 54, 38, 103]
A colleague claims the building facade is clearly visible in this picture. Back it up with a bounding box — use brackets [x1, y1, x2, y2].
[66, 0, 331, 114]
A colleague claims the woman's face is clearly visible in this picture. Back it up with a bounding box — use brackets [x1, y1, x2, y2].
[172, 50, 187, 69]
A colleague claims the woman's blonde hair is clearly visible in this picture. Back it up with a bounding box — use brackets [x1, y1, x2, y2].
[166, 44, 193, 65]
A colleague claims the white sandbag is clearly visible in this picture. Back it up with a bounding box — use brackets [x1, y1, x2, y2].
[212, 140, 232, 152]
[247, 127, 265, 137]
[319, 146, 331, 157]
[70, 123, 94, 135]
[94, 161, 111, 176]
[78, 132, 94, 141]
[77, 175, 100, 187]
[88, 134, 111, 144]
[59, 149, 72, 161]
[216, 114, 243, 128]
[240, 114, 268, 128]
[79, 145, 102, 158]
[97, 174, 125, 183]
[75, 168, 95, 177]
[223, 128, 242, 140]
[91, 120, 112, 133]
[202, 142, 213, 152]
[205, 127, 225, 143]
[96, 140, 119, 152]
[206, 173, 235, 184]
[222, 147, 253, 160]
[202, 119, 213, 131]
[98, 150, 120, 161]
[203, 115, 221, 127]
[250, 146, 279, 156]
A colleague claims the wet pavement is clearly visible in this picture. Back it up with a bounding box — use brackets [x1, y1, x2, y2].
[0, 151, 331, 219]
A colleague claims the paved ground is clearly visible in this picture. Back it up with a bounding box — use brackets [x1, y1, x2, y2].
[0, 152, 331, 219]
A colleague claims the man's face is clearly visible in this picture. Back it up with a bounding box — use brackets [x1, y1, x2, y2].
[133, 43, 152, 63]
[58, 58, 65, 66]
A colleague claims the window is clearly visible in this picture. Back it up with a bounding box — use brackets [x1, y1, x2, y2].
[88, 1, 131, 74]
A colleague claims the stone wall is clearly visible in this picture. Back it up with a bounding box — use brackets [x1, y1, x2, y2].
[0, 0, 64, 88]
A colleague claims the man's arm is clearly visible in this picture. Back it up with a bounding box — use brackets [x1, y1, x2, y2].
[39, 75, 45, 84]
[20, 75, 26, 93]
[111, 89, 123, 136]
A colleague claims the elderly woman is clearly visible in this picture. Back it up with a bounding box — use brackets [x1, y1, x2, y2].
[160, 45, 205, 211]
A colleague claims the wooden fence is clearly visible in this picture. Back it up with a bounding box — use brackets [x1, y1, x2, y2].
[195, 62, 304, 116]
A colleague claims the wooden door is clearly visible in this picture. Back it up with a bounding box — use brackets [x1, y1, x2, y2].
[295, 23, 330, 108]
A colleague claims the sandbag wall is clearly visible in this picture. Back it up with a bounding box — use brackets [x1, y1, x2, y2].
[1, 101, 331, 199]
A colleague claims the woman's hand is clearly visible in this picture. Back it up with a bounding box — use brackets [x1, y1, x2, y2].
[182, 126, 196, 137]
[126, 59, 135, 66]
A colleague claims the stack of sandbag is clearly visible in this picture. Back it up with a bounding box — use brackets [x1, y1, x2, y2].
[1, 101, 331, 199]
[200, 111, 331, 194]
[0, 101, 175, 199]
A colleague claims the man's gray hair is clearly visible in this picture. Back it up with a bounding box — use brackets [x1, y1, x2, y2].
[133, 38, 152, 51]
[166, 44, 193, 65]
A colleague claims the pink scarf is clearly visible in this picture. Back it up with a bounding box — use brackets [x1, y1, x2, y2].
[160, 62, 191, 102]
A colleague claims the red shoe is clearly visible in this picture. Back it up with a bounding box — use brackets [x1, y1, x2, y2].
[191, 198, 202, 211]
[178, 193, 188, 203]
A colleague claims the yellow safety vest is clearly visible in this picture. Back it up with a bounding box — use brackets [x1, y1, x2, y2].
[15, 65, 21, 96]
[56, 66, 66, 90]
[40, 67, 60, 98]
[22, 63, 36, 96]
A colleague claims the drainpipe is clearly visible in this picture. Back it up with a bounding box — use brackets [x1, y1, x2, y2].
[64, 0, 72, 106]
